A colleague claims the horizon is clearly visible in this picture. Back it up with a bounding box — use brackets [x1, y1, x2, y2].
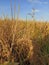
[0, 0, 49, 21]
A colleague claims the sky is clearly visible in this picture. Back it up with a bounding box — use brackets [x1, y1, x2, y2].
[0, 0, 49, 21]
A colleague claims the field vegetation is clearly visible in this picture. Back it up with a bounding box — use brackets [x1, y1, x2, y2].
[0, 19, 49, 65]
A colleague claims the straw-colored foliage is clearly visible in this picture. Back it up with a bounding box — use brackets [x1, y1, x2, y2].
[0, 19, 49, 65]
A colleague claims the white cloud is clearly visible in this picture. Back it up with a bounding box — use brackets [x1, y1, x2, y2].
[28, 0, 48, 4]
[43, 2, 48, 4]
[35, 9, 40, 12]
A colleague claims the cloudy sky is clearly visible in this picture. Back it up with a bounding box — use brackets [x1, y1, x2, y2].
[0, 0, 49, 21]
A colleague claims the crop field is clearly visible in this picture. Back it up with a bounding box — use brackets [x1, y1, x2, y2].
[0, 19, 49, 65]
[0, 0, 49, 65]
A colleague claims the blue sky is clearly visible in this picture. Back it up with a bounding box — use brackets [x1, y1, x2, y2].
[0, 0, 49, 21]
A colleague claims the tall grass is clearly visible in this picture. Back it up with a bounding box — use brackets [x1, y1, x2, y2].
[0, 20, 49, 65]
[0, 0, 49, 65]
